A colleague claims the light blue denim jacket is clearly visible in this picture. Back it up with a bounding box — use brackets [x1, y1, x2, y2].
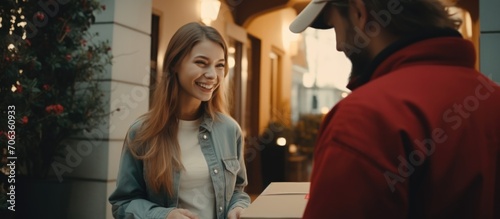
[109, 113, 250, 219]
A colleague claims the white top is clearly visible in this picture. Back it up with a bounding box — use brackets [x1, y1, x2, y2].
[177, 119, 215, 218]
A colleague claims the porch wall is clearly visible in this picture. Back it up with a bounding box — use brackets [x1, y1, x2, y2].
[480, 0, 500, 83]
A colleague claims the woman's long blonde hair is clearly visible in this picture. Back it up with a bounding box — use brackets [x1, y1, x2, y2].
[127, 22, 228, 195]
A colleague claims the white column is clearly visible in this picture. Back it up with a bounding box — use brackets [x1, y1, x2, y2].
[58, 0, 152, 218]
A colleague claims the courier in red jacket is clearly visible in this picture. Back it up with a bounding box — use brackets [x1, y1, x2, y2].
[290, 0, 500, 218]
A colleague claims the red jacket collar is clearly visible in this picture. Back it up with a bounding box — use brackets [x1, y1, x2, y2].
[346, 29, 476, 91]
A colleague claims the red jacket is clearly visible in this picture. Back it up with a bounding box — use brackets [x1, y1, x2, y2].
[303, 31, 500, 218]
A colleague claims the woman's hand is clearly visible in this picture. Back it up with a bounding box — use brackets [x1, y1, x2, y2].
[166, 208, 199, 219]
[227, 207, 244, 219]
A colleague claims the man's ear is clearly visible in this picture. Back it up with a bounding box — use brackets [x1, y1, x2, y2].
[349, 0, 368, 30]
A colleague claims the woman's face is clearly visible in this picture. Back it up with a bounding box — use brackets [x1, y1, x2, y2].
[177, 39, 225, 106]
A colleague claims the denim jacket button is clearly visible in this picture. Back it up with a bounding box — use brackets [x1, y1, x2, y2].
[203, 134, 207, 139]
[214, 168, 218, 174]
[219, 206, 223, 211]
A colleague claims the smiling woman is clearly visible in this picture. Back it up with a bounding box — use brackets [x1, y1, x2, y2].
[109, 22, 250, 219]
[177, 39, 226, 110]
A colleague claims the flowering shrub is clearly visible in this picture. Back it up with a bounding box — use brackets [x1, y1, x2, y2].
[294, 114, 323, 154]
[0, 0, 112, 179]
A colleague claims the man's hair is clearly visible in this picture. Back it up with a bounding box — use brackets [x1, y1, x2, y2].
[336, 0, 461, 35]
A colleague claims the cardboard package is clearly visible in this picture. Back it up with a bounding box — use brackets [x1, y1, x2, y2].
[241, 182, 310, 219]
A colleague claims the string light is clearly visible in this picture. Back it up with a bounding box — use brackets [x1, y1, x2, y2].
[7, 44, 15, 51]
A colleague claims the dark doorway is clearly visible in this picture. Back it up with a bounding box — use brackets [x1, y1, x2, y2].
[149, 14, 160, 108]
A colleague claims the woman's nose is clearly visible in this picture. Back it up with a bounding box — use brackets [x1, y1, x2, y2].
[204, 66, 217, 79]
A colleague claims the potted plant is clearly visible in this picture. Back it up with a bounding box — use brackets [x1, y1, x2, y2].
[0, 0, 112, 215]
[294, 113, 323, 155]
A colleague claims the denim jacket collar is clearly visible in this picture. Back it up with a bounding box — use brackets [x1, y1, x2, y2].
[200, 112, 215, 132]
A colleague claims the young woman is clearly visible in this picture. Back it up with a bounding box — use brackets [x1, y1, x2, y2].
[109, 22, 250, 219]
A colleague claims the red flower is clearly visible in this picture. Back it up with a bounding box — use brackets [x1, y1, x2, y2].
[0, 131, 7, 139]
[65, 25, 71, 33]
[45, 105, 53, 113]
[35, 12, 45, 21]
[15, 84, 23, 93]
[42, 84, 51, 91]
[101, 5, 106, 11]
[65, 54, 72, 61]
[21, 116, 28, 124]
[80, 39, 87, 47]
[45, 104, 64, 115]
[55, 104, 64, 113]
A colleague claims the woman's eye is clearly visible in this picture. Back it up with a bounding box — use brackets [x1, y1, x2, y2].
[216, 63, 225, 68]
[195, 61, 207, 66]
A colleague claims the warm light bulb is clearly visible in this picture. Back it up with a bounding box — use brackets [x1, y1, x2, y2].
[200, 0, 221, 25]
[228, 56, 235, 69]
[276, 137, 286, 146]
[289, 144, 297, 154]
[321, 106, 329, 115]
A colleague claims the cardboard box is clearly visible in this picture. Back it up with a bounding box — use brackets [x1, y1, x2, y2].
[241, 182, 310, 219]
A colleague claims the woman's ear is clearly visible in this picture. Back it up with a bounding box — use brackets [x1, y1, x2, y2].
[349, 0, 368, 30]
